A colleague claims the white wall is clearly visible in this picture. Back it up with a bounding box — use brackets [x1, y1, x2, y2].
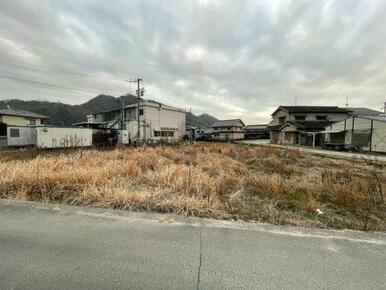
[329, 119, 346, 131]
[212, 132, 244, 141]
[270, 110, 289, 126]
[7, 126, 36, 146]
[123, 104, 185, 142]
[36, 127, 93, 148]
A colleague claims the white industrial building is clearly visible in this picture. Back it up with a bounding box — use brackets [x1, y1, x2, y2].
[323, 115, 386, 153]
[85, 100, 186, 143]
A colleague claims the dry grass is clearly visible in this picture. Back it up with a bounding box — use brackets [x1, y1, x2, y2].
[0, 144, 385, 231]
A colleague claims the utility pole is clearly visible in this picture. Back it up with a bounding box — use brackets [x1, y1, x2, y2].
[384, 100, 386, 115]
[189, 107, 192, 142]
[345, 96, 349, 107]
[127, 78, 144, 143]
[137, 80, 141, 142]
[121, 95, 125, 130]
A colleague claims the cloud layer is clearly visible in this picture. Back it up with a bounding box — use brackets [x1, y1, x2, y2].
[0, 0, 385, 123]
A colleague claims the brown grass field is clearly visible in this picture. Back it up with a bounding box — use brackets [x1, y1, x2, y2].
[0, 143, 385, 231]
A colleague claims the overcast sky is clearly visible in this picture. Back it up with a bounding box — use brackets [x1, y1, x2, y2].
[0, 0, 385, 123]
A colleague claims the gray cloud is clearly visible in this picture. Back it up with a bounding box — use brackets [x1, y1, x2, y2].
[0, 0, 385, 123]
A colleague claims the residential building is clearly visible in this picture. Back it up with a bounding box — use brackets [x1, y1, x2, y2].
[186, 126, 210, 140]
[196, 127, 211, 140]
[323, 115, 386, 153]
[0, 108, 49, 147]
[186, 125, 199, 140]
[86, 100, 186, 143]
[210, 119, 245, 141]
[267, 106, 351, 146]
[0, 108, 49, 126]
[244, 124, 269, 139]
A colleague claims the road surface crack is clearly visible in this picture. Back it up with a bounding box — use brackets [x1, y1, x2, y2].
[196, 226, 203, 290]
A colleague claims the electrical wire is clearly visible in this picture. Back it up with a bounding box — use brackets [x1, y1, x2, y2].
[0, 52, 187, 109]
[1, 75, 100, 94]
[0, 52, 128, 82]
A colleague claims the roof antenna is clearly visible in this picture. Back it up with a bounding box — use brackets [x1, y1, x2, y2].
[345, 96, 349, 107]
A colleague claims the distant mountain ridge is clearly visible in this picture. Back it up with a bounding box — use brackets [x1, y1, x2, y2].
[186, 112, 218, 127]
[0, 95, 218, 127]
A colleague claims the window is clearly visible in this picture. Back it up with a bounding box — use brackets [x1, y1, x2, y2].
[29, 119, 36, 125]
[10, 128, 20, 138]
[295, 115, 306, 121]
[139, 109, 144, 116]
[316, 115, 327, 120]
[279, 117, 286, 125]
[154, 130, 173, 137]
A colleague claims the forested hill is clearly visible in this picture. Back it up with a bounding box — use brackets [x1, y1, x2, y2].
[0, 95, 218, 127]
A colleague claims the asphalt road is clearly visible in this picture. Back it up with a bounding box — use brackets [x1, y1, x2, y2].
[1, 200, 386, 290]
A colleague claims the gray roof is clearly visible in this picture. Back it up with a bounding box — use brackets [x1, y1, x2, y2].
[272, 106, 350, 116]
[347, 107, 383, 116]
[357, 115, 386, 123]
[246, 124, 267, 130]
[0, 108, 49, 119]
[211, 119, 245, 127]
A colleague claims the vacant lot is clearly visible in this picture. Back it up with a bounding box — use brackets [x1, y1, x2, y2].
[1, 144, 385, 231]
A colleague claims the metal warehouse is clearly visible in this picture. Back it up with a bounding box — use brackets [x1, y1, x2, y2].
[323, 115, 386, 153]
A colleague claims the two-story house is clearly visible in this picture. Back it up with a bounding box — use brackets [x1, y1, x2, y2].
[267, 106, 350, 146]
[210, 119, 245, 141]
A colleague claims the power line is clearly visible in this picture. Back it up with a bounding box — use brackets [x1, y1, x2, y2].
[1, 52, 186, 109]
[0, 52, 128, 82]
[0, 75, 100, 94]
[143, 83, 183, 108]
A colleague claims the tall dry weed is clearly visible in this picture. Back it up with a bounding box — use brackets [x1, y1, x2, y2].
[0, 144, 384, 230]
